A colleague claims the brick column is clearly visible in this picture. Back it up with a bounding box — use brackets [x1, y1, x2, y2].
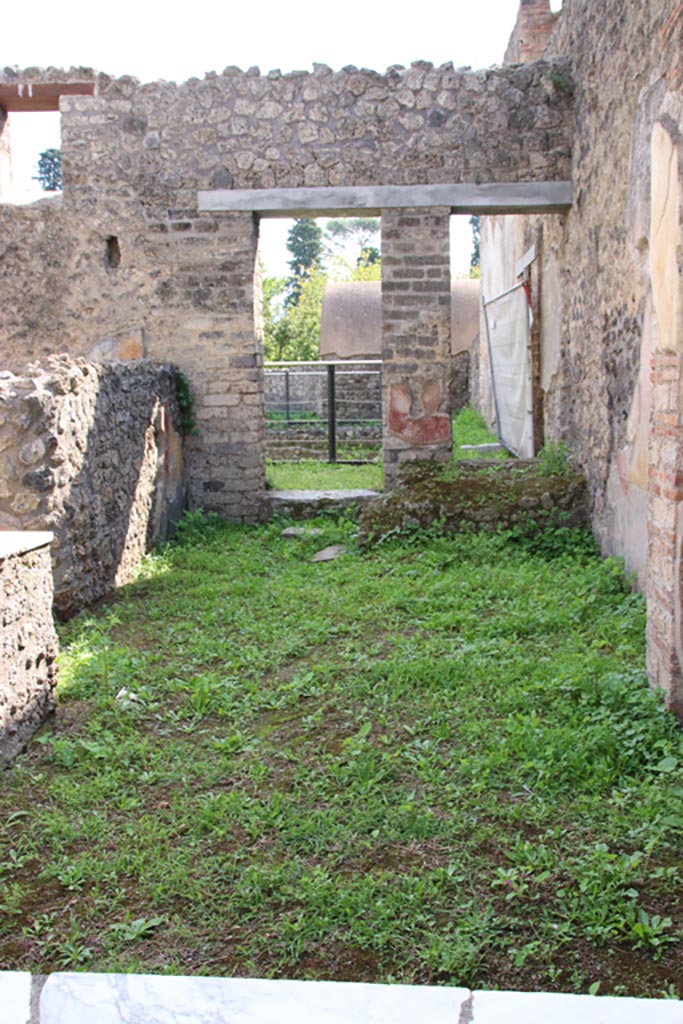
[150, 211, 266, 523]
[381, 207, 452, 487]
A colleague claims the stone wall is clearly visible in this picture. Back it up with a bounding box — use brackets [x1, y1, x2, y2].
[0, 57, 573, 519]
[477, 0, 678, 573]
[0, 357, 185, 618]
[0, 533, 58, 766]
[476, 0, 683, 708]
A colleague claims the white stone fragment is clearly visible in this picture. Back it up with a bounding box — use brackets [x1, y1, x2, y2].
[280, 526, 324, 539]
[40, 973, 469, 1023]
[471, 990, 683, 1024]
[0, 971, 31, 1024]
[312, 544, 347, 562]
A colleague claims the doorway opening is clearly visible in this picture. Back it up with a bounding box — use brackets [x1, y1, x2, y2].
[260, 215, 384, 493]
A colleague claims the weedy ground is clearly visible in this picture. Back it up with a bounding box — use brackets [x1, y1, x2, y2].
[1, 514, 683, 997]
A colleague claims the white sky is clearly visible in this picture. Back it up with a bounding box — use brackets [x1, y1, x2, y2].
[4, 0, 562, 275]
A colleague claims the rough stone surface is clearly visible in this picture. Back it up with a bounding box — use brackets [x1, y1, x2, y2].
[358, 459, 588, 546]
[0, 357, 185, 618]
[280, 526, 324, 539]
[311, 544, 347, 562]
[0, 540, 58, 766]
[266, 489, 379, 520]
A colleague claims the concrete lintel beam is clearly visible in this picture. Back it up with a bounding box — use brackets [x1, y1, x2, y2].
[198, 182, 573, 217]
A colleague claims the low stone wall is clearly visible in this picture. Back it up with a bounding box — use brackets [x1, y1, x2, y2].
[358, 459, 588, 545]
[0, 533, 58, 766]
[0, 357, 185, 618]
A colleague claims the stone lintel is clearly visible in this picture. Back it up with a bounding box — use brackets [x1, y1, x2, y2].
[198, 182, 573, 217]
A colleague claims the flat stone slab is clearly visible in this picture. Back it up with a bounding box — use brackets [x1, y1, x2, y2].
[281, 526, 325, 539]
[459, 443, 503, 451]
[39, 974, 468, 1023]
[470, 990, 683, 1023]
[199, 181, 573, 217]
[0, 530, 53, 560]
[312, 544, 347, 562]
[0, 971, 31, 1024]
[268, 489, 380, 521]
[1, 972, 679, 1023]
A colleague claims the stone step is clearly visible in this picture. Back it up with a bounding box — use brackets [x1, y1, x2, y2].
[4, 972, 682, 1024]
[266, 488, 380, 520]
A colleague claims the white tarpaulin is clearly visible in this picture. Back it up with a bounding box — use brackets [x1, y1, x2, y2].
[483, 283, 534, 458]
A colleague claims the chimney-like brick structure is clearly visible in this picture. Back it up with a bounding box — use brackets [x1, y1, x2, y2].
[504, 0, 558, 64]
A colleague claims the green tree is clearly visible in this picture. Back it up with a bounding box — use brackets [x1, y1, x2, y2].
[324, 218, 381, 280]
[469, 215, 480, 270]
[263, 269, 327, 361]
[286, 219, 322, 306]
[33, 148, 62, 191]
[262, 276, 291, 361]
[325, 217, 380, 254]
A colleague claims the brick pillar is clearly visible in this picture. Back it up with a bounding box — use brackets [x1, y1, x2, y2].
[381, 207, 452, 488]
[155, 211, 266, 523]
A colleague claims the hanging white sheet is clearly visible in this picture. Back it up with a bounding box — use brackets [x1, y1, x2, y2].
[483, 283, 534, 458]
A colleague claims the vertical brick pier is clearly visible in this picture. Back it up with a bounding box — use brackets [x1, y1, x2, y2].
[381, 207, 452, 488]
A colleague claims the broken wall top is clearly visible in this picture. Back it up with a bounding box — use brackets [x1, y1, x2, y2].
[29, 56, 575, 206]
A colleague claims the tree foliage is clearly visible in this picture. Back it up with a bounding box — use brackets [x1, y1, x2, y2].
[469, 215, 480, 269]
[263, 217, 382, 361]
[286, 219, 323, 306]
[325, 218, 380, 253]
[263, 269, 326, 362]
[34, 148, 62, 191]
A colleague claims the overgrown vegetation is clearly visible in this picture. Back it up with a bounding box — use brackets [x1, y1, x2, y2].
[175, 370, 196, 436]
[1, 513, 683, 995]
[265, 408, 503, 492]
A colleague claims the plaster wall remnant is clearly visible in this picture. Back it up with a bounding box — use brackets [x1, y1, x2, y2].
[475, 0, 683, 708]
[0, 532, 58, 766]
[0, 357, 185, 619]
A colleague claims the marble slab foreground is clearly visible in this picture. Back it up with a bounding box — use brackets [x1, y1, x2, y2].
[0, 971, 31, 1024]
[471, 990, 683, 1024]
[40, 974, 469, 1024]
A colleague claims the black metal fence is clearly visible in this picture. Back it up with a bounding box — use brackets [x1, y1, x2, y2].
[264, 360, 382, 464]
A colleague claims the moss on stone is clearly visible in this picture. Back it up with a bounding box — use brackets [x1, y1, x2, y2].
[358, 458, 589, 545]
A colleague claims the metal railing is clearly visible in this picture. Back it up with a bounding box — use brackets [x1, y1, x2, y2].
[264, 359, 382, 464]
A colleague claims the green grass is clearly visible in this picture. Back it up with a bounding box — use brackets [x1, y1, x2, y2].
[1, 513, 682, 996]
[452, 407, 507, 460]
[267, 460, 383, 491]
[266, 408, 501, 491]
